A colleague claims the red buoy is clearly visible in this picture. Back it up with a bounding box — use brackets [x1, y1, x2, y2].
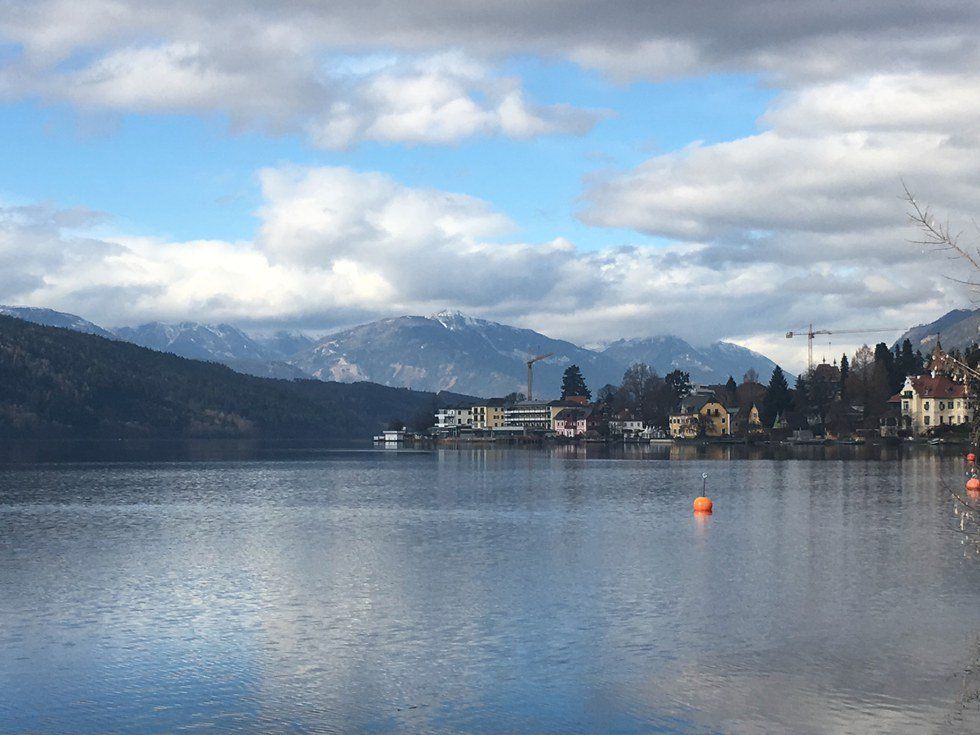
[968, 452, 977, 464]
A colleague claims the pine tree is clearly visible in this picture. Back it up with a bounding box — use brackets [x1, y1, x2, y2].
[560, 365, 591, 400]
[873, 341, 899, 391]
[901, 339, 915, 377]
[839, 354, 849, 400]
[763, 365, 792, 423]
[793, 373, 809, 412]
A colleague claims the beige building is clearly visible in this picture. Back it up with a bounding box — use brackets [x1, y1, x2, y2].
[471, 402, 506, 429]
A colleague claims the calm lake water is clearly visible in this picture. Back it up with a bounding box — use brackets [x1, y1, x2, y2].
[1, 442, 979, 734]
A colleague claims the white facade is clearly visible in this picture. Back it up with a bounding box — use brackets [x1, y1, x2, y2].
[434, 407, 473, 429]
[609, 418, 646, 436]
[504, 401, 554, 431]
[899, 374, 972, 436]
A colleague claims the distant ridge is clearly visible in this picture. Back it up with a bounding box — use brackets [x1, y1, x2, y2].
[0, 305, 116, 340]
[895, 308, 980, 353]
[0, 314, 475, 438]
[0, 305, 787, 395]
[113, 321, 306, 379]
[291, 310, 625, 397]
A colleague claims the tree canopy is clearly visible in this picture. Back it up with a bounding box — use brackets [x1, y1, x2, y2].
[560, 364, 591, 400]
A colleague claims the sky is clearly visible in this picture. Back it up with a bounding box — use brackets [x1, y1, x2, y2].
[3, 1, 980, 372]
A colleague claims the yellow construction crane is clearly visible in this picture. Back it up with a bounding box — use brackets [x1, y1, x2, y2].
[526, 353, 554, 400]
[785, 324, 902, 371]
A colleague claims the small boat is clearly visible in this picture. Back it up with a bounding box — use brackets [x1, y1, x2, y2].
[928, 438, 943, 446]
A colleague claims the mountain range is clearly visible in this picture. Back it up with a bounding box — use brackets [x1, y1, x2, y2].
[0, 314, 474, 439]
[0, 305, 782, 397]
[896, 308, 980, 353]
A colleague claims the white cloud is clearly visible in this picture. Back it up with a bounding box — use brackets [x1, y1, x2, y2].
[306, 54, 601, 149]
[0, 6, 604, 148]
[5, 2, 980, 147]
[0, 163, 964, 373]
[573, 68, 980, 365]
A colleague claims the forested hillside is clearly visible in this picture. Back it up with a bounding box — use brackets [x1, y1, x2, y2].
[0, 315, 471, 439]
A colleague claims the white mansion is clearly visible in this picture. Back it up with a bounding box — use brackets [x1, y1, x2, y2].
[895, 343, 972, 436]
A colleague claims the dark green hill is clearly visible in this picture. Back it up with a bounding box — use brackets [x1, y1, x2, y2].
[0, 315, 474, 439]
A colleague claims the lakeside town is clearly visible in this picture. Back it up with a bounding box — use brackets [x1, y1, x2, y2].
[379, 338, 977, 446]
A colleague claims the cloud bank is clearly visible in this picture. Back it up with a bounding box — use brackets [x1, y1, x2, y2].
[4, 2, 980, 367]
[0, 160, 960, 368]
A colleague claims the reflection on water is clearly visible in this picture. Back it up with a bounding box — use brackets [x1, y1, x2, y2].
[0, 437, 950, 465]
[0, 447, 978, 734]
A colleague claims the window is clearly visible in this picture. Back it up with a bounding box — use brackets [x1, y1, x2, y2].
[924, 402, 930, 411]
[925, 416, 930, 425]
[903, 401, 909, 411]
[939, 402, 945, 411]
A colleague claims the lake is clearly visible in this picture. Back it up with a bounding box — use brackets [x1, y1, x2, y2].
[1, 442, 978, 734]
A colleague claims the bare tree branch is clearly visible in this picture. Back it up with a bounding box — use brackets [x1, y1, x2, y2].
[904, 180, 980, 273]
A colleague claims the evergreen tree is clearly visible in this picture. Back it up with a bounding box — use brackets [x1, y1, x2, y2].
[763, 365, 792, 422]
[560, 365, 591, 400]
[901, 339, 915, 377]
[793, 373, 809, 412]
[839, 354, 849, 400]
[873, 341, 898, 391]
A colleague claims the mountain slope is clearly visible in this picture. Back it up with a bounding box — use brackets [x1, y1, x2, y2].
[0, 315, 472, 439]
[896, 308, 980, 352]
[113, 322, 306, 379]
[0, 305, 116, 340]
[254, 330, 316, 360]
[113, 322, 277, 361]
[600, 336, 783, 383]
[292, 311, 625, 398]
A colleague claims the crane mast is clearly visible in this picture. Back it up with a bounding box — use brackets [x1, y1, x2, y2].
[526, 352, 554, 400]
[785, 324, 902, 371]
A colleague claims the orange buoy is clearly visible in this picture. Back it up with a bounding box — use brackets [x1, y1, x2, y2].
[693, 472, 713, 513]
[693, 496, 713, 513]
[967, 477, 980, 493]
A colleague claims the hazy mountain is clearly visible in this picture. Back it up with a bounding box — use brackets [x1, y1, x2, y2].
[113, 322, 276, 361]
[1, 305, 787, 395]
[292, 310, 625, 398]
[0, 305, 116, 340]
[896, 308, 980, 353]
[0, 314, 475, 439]
[601, 336, 784, 383]
[112, 321, 307, 379]
[254, 330, 317, 360]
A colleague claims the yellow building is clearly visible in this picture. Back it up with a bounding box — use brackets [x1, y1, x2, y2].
[668, 396, 731, 438]
[731, 403, 764, 435]
[471, 402, 507, 429]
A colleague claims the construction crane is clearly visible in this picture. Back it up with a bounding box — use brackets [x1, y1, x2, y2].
[785, 325, 902, 371]
[526, 353, 554, 401]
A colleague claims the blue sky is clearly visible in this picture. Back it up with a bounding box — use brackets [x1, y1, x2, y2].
[0, 66, 774, 247]
[2, 1, 979, 370]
